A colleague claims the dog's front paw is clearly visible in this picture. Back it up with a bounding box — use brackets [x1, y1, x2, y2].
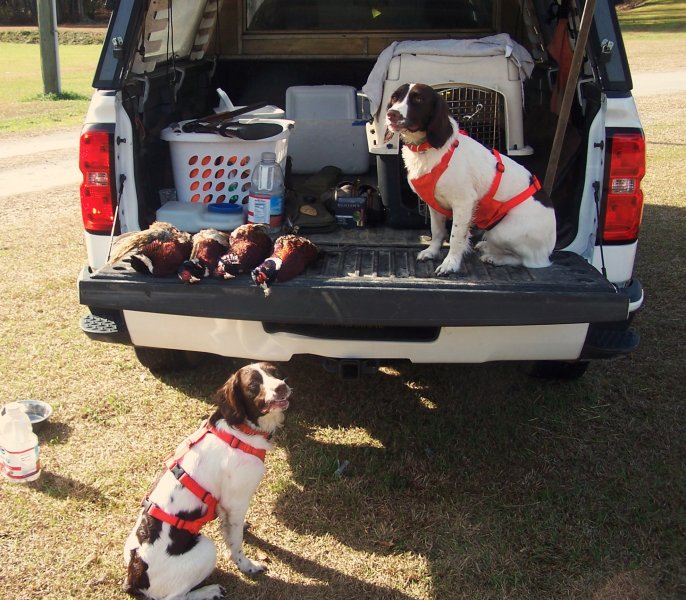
[235, 553, 267, 575]
[417, 247, 441, 262]
[475, 241, 495, 264]
[202, 584, 225, 600]
[212, 585, 226, 600]
[185, 584, 224, 600]
[435, 255, 462, 276]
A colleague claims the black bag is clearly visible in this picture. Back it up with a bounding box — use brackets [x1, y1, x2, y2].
[285, 190, 338, 234]
[285, 166, 341, 234]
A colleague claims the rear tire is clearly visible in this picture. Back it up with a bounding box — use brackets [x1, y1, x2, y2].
[133, 346, 203, 372]
[528, 360, 590, 380]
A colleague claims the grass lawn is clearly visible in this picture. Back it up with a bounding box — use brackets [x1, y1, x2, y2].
[616, 0, 686, 32]
[618, 0, 686, 72]
[0, 5, 685, 600]
[0, 42, 100, 134]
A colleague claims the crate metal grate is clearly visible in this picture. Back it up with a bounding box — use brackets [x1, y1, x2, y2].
[436, 85, 506, 151]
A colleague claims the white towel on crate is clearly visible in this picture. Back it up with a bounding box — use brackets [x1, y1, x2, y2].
[362, 34, 536, 117]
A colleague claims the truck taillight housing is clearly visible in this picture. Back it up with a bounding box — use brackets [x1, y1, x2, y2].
[80, 128, 117, 234]
[602, 132, 646, 243]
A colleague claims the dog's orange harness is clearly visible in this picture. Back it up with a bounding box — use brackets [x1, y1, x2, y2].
[407, 138, 542, 230]
[142, 420, 268, 534]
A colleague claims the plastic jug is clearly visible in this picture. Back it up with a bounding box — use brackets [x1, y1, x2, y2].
[247, 151, 285, 233]
[0, 402, 41, 482]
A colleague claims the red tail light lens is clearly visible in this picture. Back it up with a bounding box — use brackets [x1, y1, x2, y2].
[602, 132, 646, 243]
[80, 129, 116, 233]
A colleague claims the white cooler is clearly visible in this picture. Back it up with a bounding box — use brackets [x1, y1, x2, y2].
[286, 85, 370, 175]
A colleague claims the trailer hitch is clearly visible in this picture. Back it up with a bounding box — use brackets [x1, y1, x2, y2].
[321, 358, 379, 380]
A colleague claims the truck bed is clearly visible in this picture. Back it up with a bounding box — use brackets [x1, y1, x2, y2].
[79, 228, 628, 328]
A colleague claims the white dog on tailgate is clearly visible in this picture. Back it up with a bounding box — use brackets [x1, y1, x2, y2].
[385, 82, 556, 276]
[123, 362, 291, 600]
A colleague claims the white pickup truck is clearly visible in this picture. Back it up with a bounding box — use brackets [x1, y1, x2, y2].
[78, 0, 644, 378]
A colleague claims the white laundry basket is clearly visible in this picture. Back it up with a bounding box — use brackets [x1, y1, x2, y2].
[161, 119, 292, 207]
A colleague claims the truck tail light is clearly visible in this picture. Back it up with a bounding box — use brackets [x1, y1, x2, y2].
[601, 132, 646, 243]
[80, 128, 117, 234]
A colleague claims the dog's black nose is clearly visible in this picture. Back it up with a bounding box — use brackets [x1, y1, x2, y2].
[386, 109, 401, 123]
[274, 382, 290, 398]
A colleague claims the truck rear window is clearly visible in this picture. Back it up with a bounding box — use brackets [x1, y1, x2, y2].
[246, 0, 494, 32]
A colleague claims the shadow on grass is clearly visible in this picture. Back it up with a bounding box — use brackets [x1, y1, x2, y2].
[151, 353, 242, 405]
[267, 352, 682, 596]
[137, 201, 683, 596]
[37, 419, 73, 445]
[24, 91, 90, 102]
[32, 469, 108, 505]
[246, 533, 415, 599]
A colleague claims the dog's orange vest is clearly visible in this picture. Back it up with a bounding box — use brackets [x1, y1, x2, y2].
[142, 421, 268, 534]
[407, 138, 541, 230]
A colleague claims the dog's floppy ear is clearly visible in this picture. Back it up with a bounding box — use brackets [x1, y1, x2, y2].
[426, 91, 453, 149]
[215, 371, 246, 425]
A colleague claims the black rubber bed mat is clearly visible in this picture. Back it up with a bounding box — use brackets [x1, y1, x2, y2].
[79, 241, 628, 327]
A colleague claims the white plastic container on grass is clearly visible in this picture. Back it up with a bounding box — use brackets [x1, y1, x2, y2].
[0, 402, 41, 482]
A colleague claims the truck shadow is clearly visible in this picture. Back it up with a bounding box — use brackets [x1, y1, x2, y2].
[153, 200, 681, 597]
[264, 349, 674, 596]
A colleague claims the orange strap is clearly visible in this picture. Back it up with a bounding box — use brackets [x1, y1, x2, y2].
[143, 499, 213, 534]
[409, 143, 541, 229]
[473, 149, 542, 230]
[206, 423, 267, 462]
[409, 140, 459, 218]
[142, 421, 266, 533]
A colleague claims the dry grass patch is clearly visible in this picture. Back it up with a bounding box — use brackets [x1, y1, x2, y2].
[621, 32, 686, 72]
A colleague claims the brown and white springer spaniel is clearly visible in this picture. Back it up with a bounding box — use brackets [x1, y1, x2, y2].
[386, 83, 556, 275]
[123, 362, 291, 600]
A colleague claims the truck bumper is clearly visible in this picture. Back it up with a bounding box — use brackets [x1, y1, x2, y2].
[120, 312, 591, 363]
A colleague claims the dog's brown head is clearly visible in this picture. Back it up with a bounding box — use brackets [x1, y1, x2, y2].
[385, 83, 453, 149]
[213, 362, 291, 433]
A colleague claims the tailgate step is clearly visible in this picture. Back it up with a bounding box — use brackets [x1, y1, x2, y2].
[581, 325, 640, 358]
[80, 311, 130, 344]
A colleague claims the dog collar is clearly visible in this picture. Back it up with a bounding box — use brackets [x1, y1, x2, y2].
[404, 130, 468, 153]
[207, 423, 268, 461]
[233, 422, 271, 440]
[405, 140, 434, 153]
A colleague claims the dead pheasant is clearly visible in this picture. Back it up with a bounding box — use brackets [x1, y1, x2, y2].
[251, 234, 319, 295]
[178, 229, 231, 284]
[213, 224, 272, 279]
[108, 222, 192, 277]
